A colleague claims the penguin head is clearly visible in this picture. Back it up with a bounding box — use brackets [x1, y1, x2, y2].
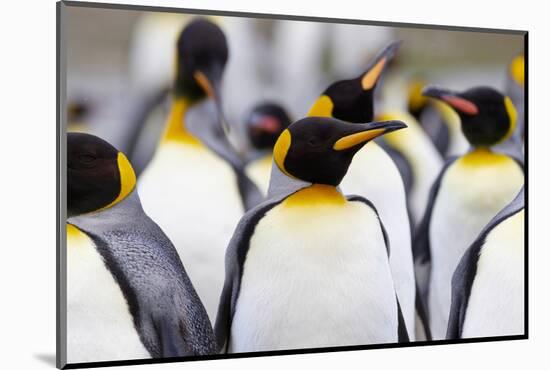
[174, 18, 228, 101]
[273, 117, 407, 186]
[67, 133, 136, 218]
[246, 102, 292, 150]
[173, 18, 230, 133]
[307, 41, 401, 122]
[423, 86, 517, 147]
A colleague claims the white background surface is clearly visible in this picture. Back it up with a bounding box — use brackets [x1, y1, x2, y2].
[0, 0, 546, 368]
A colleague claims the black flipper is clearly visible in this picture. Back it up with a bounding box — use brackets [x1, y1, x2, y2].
[214, 194, 288, 351]
[415, 281, 432, 341]
[412, 156, 459, 310]
[235, 168, 264, 211]
[155, 317, 189, 358]
[418, 106, 450, 157]
[446, 187, 524, 339]
[397, 297, 410, 343]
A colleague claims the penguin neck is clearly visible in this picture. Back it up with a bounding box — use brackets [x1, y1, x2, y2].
[161, 96, 203, 146]
[460, 146, 510, 167]
[267, 159, 312, 200]
[68, 190, 145, 234]
[283, 184, 346, 207]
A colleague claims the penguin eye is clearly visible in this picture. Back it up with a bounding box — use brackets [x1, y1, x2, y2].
[79, 153, 97, 164]
[307, 137, 319, 147]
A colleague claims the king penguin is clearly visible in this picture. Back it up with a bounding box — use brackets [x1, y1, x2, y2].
[244, 102, 292, 195]
[66, 133, 217, 364]
[306, 41, 417, 339]
[215, 117, 410, 352]
[138, 18, 262, 322]
[413, 86, 524, 339]
[447, 187, 525, 339]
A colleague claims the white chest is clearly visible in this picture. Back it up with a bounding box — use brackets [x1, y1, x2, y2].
[428, 153, 523, 338]
[340, 143, 416, 338]
[138, 142, 244, 321]
[229, 199, 398, 352]
[66, 226, 149, 363]
[462, 210, 525, 338]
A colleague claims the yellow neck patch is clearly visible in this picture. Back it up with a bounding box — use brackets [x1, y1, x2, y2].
[458, 147, 512, 167]
[97, 152, 136, 212]
[66, 223, 89, 246]
[502, 96, 518, 143]
[273, 129, 294, 178]
[283, 184, 346, 207]
[162, 97, 202, 145]
[362, 57, 386, 90]
[333, 129, 385, 151]
[307, 95, 334, 117]
[510, 55, 524, 87]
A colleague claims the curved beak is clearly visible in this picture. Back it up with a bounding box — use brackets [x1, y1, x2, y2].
[361, 40, 403, 90]
[193, 65, 231, 135]
[333, 120, 407, 151]
[423, 86, 479, 115]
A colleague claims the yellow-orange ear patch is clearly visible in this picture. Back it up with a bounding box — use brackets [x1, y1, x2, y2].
[307, 95, 334, 117]
[273, 129, 294, 178]
[333, 129, 386, 151]
[97, 152, 136, 212]
[361, 57, 387, 90]
[502, 96, 518, 142]
[441, 95, 479, 115]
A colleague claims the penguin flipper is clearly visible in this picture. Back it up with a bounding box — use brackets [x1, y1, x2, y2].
[396, 296, 410, 343]
[412, 157, 458, 307]
[415, 281, 432, 341]
[214, 195, 287, 351]
[236, 169, 264, 211]
[447, 187, 525, 339]
[155, 316, 190, 358]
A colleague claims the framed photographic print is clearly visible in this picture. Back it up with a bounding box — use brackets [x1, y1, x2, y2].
[57, 1, 527, 368]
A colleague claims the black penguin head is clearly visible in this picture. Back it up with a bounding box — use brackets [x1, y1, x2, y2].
[423, 86, 517, 147]
[246, 102, 292, 150]
[307, 41, 401, 122]
[173, 18, 230, 133]
[273, 117, 407, 186]
[67, 133, 136, 218]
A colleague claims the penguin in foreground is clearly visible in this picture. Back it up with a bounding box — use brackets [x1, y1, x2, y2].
[138, 18, 262, 321]
[66, 133, 217, 364]
[244, 102, 292, 195]
[447, 187, 525, 339]
[215, 117, 410, 352]
[307, 41, 417, 339]
[414, 86, 524, 340]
